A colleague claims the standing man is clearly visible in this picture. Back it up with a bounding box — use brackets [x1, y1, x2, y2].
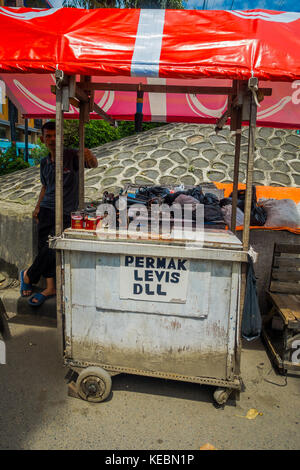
[20, 120, 98, 306]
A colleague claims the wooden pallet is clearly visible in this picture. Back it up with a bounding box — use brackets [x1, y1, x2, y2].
[262, 243, 300, 373]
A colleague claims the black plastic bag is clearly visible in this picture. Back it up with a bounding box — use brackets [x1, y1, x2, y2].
[230, 186, 257, 212]
[250, 205, 267, 226]
[186, 185, 204, 203]
[219, 197, 232, 208]
[242, 256, 262, 341]
[204, 204, 224, 222]
[203, 192, 219, 205]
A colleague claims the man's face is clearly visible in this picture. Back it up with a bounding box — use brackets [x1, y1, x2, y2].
[41, 128, 56, 153]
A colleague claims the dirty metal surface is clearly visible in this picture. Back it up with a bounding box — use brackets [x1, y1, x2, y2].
[62, 246, 242, 383]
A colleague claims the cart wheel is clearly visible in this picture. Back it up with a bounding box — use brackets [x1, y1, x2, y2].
[76, 366, 112, 403]
[213, 387, 233, 405]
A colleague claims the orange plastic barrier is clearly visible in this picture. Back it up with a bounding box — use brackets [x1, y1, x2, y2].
[214, 182, 300, 234]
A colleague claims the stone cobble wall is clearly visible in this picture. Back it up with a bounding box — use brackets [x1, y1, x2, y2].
[0, 123, 299, 207]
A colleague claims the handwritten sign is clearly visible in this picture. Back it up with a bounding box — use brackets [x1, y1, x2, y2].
[120, 255, 189, 303]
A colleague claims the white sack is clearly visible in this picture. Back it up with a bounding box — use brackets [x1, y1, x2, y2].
[260, 198, 300, 228]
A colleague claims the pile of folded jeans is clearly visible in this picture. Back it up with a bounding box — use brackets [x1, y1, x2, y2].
[106, 184, 225, 225]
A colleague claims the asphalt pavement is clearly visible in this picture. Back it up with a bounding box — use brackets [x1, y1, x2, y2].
[0, 321, 299, 451]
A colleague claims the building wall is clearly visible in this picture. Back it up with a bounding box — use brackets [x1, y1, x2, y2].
[0, 97, 42, 146]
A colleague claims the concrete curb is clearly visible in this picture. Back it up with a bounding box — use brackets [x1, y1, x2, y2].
[0, 287, 57, 327]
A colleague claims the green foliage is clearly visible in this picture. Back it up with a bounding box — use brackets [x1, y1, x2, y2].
[63, 119, 165, 149]
[30, 139, 49, 165]
[0, 144, 30, 176]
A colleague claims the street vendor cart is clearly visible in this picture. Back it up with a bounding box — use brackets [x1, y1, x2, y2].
[50, 70, 262, 406]
[53, 225, 247, 404]
[1, 7, 299, 405]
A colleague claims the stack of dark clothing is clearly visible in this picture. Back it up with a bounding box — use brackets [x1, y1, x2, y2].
[162, 187, 223, 224]
[113, 185, 225, 226]
[102, 184, 267, 229]
[220, 186, 267, 226]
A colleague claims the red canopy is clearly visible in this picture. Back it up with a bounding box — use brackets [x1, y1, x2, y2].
[0, 7, 299, 128]
[2, 73, 299, 128]
[0, 7, 300, 81]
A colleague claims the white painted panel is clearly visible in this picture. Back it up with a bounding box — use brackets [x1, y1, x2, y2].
[65, 247, 241, 380]
[70, 251, 96, 307]
[70, 305, 228, 379]
[95, 254, 214, 318]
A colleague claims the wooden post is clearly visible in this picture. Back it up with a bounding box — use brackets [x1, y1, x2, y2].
[55, 75, 64, 358]
[78, 101, 85, 210]
[24, 118, 29, 163]
[231, 106, 242, 233]
[55, 85, 64, 237]
[78, 75, 91, 210]
[234, 88, 258, 387]
[242, 91, 257, 251]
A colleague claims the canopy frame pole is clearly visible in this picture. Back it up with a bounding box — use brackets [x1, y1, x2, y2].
[55, 70, 65, 358]
[78, 76, 91, 210]
[233, 80, 255, 388]
[231, 116, 242, 233]
[243, 80, 258, 251]
[76, 81, 272, 97]
[78, 102, 85, 211]
[230, 80, 244, 233]
[55, 71, 64, 237]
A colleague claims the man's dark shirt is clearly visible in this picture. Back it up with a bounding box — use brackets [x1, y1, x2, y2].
[40, 148, 83, 215]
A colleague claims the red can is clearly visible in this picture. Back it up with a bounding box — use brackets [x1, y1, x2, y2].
[85, 215, 97, 230]
[71, 212, 83, 230]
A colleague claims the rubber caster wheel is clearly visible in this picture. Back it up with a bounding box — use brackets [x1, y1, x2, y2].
[76, 366, 112, 403]
[213, 387, 233, 405]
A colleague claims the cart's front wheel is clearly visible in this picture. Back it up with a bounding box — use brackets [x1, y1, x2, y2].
[76, 367, 112, 403]
[213, 387, 233, 405]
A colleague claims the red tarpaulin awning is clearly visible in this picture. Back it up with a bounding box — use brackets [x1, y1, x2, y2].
[1, 73, 299, 128]
[0, 7, 299, 127]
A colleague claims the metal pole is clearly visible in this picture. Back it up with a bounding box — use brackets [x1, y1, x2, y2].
[24, 118, 29, 163]
[55, 80, 64, 358]
[78, 101, 85, 210]
[242, 91, 257, 251]
[55, 87, 64, 236]
[231, 106, 242, 233]
[8, 99, 16, 143]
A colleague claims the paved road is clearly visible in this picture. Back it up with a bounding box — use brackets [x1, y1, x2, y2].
[0, 322, 299, 450]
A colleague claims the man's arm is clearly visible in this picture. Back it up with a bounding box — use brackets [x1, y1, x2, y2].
[33, 185, 46, 221]
[84, 149, 98, 168]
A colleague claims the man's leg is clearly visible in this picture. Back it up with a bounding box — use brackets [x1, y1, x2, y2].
[26, 247, 56, 302]
[21, 207, 56, 296]
[29, 213, 71, 303]
[37, 207, 55, 250]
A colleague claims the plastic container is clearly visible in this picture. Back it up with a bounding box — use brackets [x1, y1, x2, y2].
[85, 213, 97, 230]
[71, 211, 84, 230]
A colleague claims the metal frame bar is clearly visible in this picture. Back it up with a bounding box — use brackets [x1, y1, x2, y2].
[76, 81, 272, 96]
[242, 91, 258, 251]
[78, 101, 85, 210]
[55, 77, 64, 358]
[231, 107, 243, 233]
[65, 358, 241, 390]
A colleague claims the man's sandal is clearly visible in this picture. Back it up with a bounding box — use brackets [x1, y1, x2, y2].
[20, 270, 32, 297]
[28, 292, 56, 307]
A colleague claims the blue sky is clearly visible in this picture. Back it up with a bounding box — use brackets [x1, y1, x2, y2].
[183, 0, 300, 11]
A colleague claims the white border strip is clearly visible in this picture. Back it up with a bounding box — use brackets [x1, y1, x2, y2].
[229, 10, 300, 24]
[131, 9, 165, 78]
